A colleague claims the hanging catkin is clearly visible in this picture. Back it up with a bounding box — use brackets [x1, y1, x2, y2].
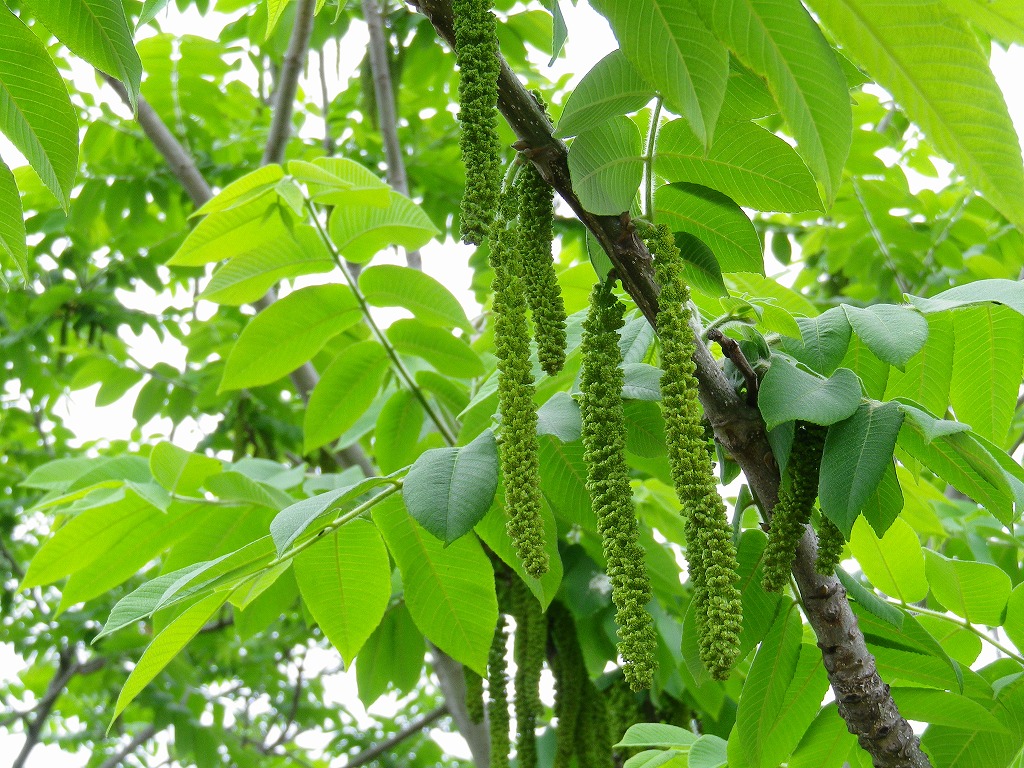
[815, 514, 845, 575]
[452, 0, 502, 244]
[649, 223, 742, 681]
[511, 578, 545, 768]
[487, 617, 511, 768]
[762, 422, 827, 592]
[579, 278, 657, 691]
[517, 162, 567, 376]
[549, 603, 584, 768]
[491, 184, 548, 578]
[464, 668, 485, 724]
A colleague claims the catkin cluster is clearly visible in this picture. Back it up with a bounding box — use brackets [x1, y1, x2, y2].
[762, 422, 827, 592]
[649, 224, 742, 681]
[452, 0, 502, 244]
[815, 514, 845, 574]
[487, 617, 511, 768]
[464, 669, 485, 724]
[491, 186, 548, 578]
[579, 279, 658, 691]
[511, 578, 546, 768]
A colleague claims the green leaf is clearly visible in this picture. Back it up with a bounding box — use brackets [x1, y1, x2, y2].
[941, 0, 1024, 44]
[692, 0, 852, 203]
[841, 304, 929, 370]
[921, 675, 1024, 768]
[891, 687, 1009, 733]
[757, 356, 861, 430]
[907, 278, 1024, 318]
[734, 530, 786, 660]
[621, 363, 663, 401]
[221, 284, 362, 391]
[536, 392, 582, 443]
[779, 308, 853, 375]
[858, 460, 904, 538]
[537, 436, 596, 531]
[555, 50, 654, 138]
[590, 0, 728, 145]
[1004, 583, 1024, 655]
[548, 0, 567, 64]
[789, 705, 858, 768]
[758, 644, 830, 768]
[293, 519, 390, 664]
[689, 735, 728, 768]
[138, 0, 170, 26]
[625, 400, 667, 458]
[149, 442, 222, 496]
[950, 304, 1024, 444]
[655, 119, 822, 213]
[0, 158, 27, 282]
[884, 312, 954, 418]
[97, 563, 206, 639]
[567, 115, 643, 215]
[0, 6, 78, 209]
[266, 0, 292, 36]
[204, 472, 292, 510]
[356, 603, 424, 705]
[289, 157, 390, 208]
[24, 0, 142, 111]
[616, 723, 699, 749]
[675, 232, 727, 297]
[193, 165, 284, 217]
[849, 516, 928, 603]
[327, 190, 439, 264]
[924, 550, 1012, 625]
[360, 264, 472, 332]
[818, 401, 904, 536]
[167, 192, 285, 266]
[835, 567, 905, 628]
[806, 0, 1024, 230]
[655, 183, 763, 274]
[111, 591, 229, 725]
[839, 334, 889, 400]
[403, 430, 499, 545]
[304, 341, 390, 452]
[386, 318, 485, 379]
[375, 390, 425, 474]
[372, 495, 498, 675]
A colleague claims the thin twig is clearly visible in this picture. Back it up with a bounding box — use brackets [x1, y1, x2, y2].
[263, 0, 318, 166]
[97, 725, 159, 768]
[12, 649, 78, 768]
[345, 705, 450, 768]
[319, 51, 334, 155]
[706, 328, 759, 407]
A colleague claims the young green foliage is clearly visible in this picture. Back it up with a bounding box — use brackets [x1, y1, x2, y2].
[815, 514, 846, 575]
[762, 422, 827, 592]
[488, 617, 511, 768]
[517, 162, 567, 376]
[464, 668, 485, 724]
[579, 278, 658, 691]
[491, 184, 548, 578]
[452, 0, 502, 244]
[649, 224, 742, 681]
[511, 577, 545, 768]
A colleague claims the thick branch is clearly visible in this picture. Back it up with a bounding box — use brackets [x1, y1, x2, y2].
[346, 704, 449, 768]
[431, 647, 490, 767]
[409, 2, 930, 765]
[12, 650, 77, 768]
[263, 0, 318, 166]
[362, 0, 422, 270]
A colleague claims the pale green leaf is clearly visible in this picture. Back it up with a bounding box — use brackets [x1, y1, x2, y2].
[621, 363, 663, 402]
[375, 390, 425, 474]
[293, 519, 390, 664]
[689, 735, 728, 768]
[97, 563, 206, 639]
[789, 705, 858, 768]
[806, 0, 1024, 229]
[839, 334, 889, 400]
[372, 495, 498, 675]
[655, 182, 763, 274]
[942, 0, 1024, 44]
[360, 264, 472, 332]
[921, 675, 1024, 768]
[288, 157, 390, 208]
[757, 356, 861, 430]
[355, 603, 424, 705]
[884, 312, 954, 418]
[266, 0, 291, 37]
[303, 342, 390, 451]
[907, 278, 1024, 317]
[537, 436, 596, 531]
[616, 723, 699, 749]
[555, 50, 654, 137]
[675, 232, 727, 297]
[759, 644, 830, 768]
[24, 0, 141, 111]
[403, 430, 499, 545]
[692, 0, 852, 202]
[891, 687, 1009, 733]
[655, 118, 822, 213]
[849, 516, 928, 602]
[149, 441, 222, 496]
[111, 591, 229, 725]
[327, 190, 439, 264]
[536, 392, 582, 443]
[0, 6, 78, 209]
[567, 115, 643, 215]
[167, 191, 285, 266]
[858, 460, 904, 538]
[1003, 583, 1024, 654]
[728, 272, 819, 318]
[590, 0, 728, 145]
[138, 0, 170, 26]
[221, 284, 362, 391]
[387, 318, 485, 379]
[193, 165, 284, 217]
[819, 401, 904, 536]
[924, 550, 1012, 625]
[0, 157, 27, 282]
[204, 472, 292, 510]
[842, 304, 929, 369]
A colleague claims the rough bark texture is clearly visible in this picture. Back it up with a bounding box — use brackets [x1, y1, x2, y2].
[409, 1, 931, 765]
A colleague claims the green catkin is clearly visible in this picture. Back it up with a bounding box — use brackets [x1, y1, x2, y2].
[549, 604, 584, 768]
[762, 422, 827, 592]
[649, 224, 742, 681]
[579, 279, 658, 691]
[511, 578, 546, 768]
[517, 162, 567, 376]
[574, 681, 613, 768]
[491, 187, 548, 578]
[487, 617, 511, 768]
[464, 669, 485, 724]
[452, 0, 502, 245]
[815, 514, 846, 575]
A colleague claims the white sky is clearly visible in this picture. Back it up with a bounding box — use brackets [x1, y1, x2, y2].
[4, 2, 1024, 765]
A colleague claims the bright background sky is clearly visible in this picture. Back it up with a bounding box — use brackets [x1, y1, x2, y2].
[3, 1, 1024, 764]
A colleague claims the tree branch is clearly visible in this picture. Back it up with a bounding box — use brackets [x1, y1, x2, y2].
[362, 0, 421, 269]
[12, 649, 78, 768]
[263, 0, 318, 166]
[345, 704, 449, 768]
[408, 2, 930, 765]
[431, 646, 490, 767]
[97, 725, 159, 768]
